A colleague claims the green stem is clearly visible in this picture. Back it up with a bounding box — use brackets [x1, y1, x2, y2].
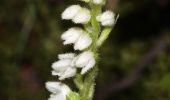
[76, 3, 102, 100]
[90, 4, 102, 36]
[80, 66, 99, 100]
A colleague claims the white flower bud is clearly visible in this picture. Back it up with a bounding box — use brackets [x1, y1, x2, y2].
[92, 0, 104, 5]
[74, 33, 92, 50]
[52, 70, 61, 76]
[72, 8, 91, 24]
[52, 67, 76, 80]
[61, 27, 83, 45]
[46, 82, 70, 100]
[48, 94, 65, 100]
[45, 82, 60, 94]
[62, 5, 81, 20]
[51, 59, 72, 77]
[61, 27, 92, 50]
[59, 67, 77, 80]
[51, 53, 77, 80]
[45, 82, 70, 94]
[75, 51, 94, 68]
[81, 58, 95, 74]
[75, 51, 96, 74]
[80, 0, 90, 3]
[52, 59, 72, 72]
[97, 11, 115, 26]
[70, 57, 78, 67]
[58, 53, 75, 60]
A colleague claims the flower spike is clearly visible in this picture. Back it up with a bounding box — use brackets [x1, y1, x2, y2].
[46, 0, 118, 99]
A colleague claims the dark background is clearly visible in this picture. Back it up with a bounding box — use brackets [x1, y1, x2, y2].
[0, 0, 170, 100]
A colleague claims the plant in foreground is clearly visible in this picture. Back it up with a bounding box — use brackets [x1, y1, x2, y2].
[46, 0, 119, 100]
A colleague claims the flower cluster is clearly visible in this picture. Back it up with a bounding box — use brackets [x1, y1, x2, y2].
[61, 28, 92, 50]
[46, 0, 116, 100]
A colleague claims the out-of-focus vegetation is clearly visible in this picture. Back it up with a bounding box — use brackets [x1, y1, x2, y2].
[0, 0, 170, 100]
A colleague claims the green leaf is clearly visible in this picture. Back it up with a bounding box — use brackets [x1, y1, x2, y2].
[74, 74, 83, 90]
[66, 91, 80, 100]
[97, 27, 112, 47]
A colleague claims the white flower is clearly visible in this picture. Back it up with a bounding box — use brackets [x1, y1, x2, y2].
[62, 5, 81, 20]
[81, 58, 95, 74]
[72, 8, 91, 24]
[92, 0, 104, 5]
[75, 51, 96, 74]
[80, 0, 90, 2]
[61, 27, 83, 45]
[51, 53, 77, 80]
[58, 53, 75, 59]
[62, 5, 91, 24]
[48, 94, 64, 100]
[52, 59, 72, 73]
[61, 27, 92, 50]
[74, 33, 92, 50]
[45, 82, 70, 100]
[59, 67, 77, 80]
[97, 10, 115, 26]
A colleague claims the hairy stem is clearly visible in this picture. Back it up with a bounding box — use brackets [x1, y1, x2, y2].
[77, 3, 102, 100]
[80, 66, 99, 100]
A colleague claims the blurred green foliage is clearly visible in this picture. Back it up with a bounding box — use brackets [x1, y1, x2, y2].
[0, 0, 170, 100]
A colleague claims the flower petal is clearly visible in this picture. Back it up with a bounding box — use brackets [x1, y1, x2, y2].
[74, 34, 92, 50]
[81, 58, 96, 74]
[62, 5, 81, 20]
